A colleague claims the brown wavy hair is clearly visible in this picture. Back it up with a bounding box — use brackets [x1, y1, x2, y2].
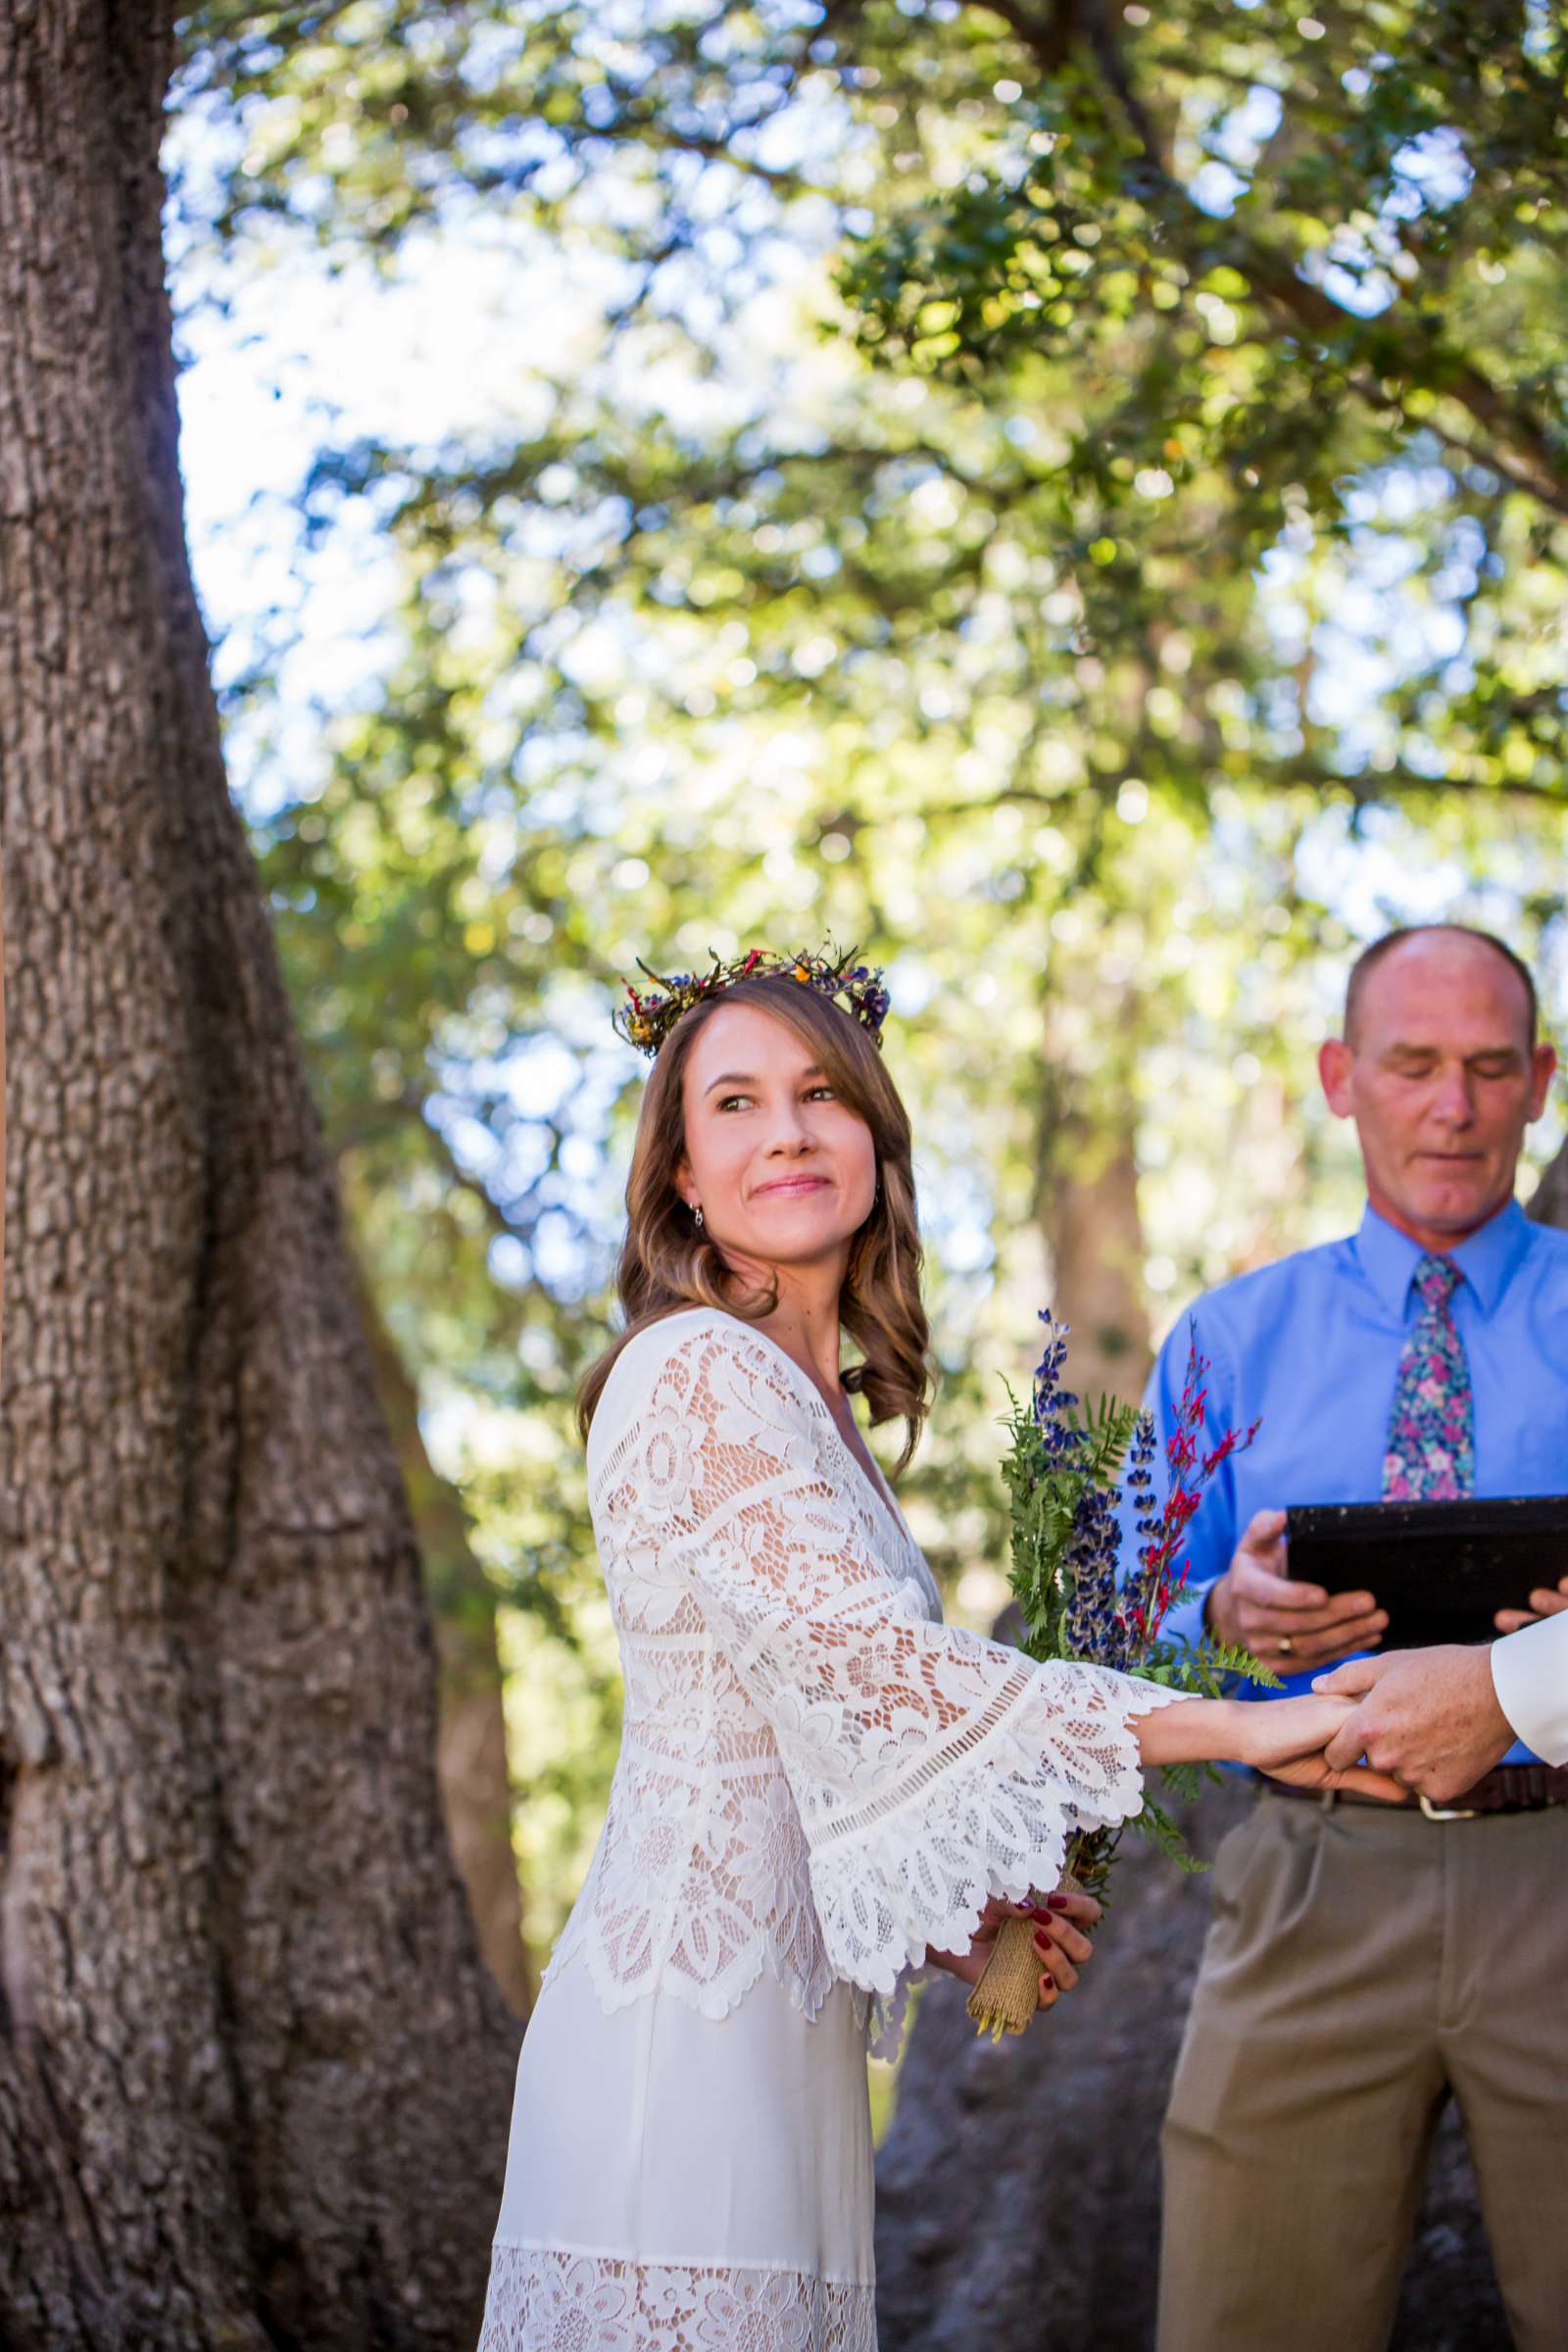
[579, 975, 932, 1471]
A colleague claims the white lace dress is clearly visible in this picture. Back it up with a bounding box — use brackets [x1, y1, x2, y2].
[478, 1308, 1186, 2351]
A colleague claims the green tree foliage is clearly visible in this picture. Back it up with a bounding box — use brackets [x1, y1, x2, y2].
[180, 0, 1568, 795]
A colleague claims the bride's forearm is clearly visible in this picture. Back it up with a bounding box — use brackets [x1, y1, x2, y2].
[1132, 1694, 1251, 1769]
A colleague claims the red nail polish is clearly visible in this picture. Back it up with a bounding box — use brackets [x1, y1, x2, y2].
[1046, 1893, 1070, 1912]
[1033, 1930, 1052, 1951]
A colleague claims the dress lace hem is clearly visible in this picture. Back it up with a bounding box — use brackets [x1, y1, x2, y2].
[478, 2242, 877, 2351]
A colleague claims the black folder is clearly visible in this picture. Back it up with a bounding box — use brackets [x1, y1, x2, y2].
[1285, 1495, 1568, 1651]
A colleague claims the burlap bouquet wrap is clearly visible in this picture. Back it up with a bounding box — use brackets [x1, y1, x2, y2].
[966, 1855, 1089, 2041]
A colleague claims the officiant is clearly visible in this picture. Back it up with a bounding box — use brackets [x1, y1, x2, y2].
[1142, 923, 1568, 2352]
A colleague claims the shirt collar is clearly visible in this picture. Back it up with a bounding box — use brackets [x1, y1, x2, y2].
[1353, 1198, 1530, 1320]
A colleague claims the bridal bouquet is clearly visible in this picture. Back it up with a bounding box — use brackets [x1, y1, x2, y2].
[967, 1313, 1264, 2039]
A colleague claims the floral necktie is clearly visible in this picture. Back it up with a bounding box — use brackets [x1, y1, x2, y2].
[1381, 1253, 1475, 1500]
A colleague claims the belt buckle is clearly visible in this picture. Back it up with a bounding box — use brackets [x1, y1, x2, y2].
[1417, 1790, 1480, 1823]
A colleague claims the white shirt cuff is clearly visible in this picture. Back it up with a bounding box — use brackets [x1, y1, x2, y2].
[1490, 1613, 1568, 1767]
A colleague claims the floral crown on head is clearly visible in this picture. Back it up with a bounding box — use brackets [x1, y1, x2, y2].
[613, 944, 892, 1059]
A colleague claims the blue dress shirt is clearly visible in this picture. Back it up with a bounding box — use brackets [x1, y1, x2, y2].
[1136, 1198, 1568, 1767]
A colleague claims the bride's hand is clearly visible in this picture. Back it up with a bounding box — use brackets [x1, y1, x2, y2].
[928, 1889, 1102, 2012]
[1241, 1693, 1408, 1801]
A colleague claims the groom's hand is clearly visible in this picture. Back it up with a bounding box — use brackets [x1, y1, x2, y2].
[1241, 1694, 1407, 1803]
[1314, 1646, 1514, 1801]
[1205, 1508, 1387, 1669]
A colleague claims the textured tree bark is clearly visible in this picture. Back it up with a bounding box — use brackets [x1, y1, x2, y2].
[0, 8, 517, 2345]
[1040, 1125, 1151, 1403]
[1528, 1132, 1568, 1232]
[1, 894, 6, 1385]
[875, 1778, 1508, 2349]
[1034, 994, 1152, 1409]
[354, 1259, 533, 2020]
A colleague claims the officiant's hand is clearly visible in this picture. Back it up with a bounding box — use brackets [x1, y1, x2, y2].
[1494, 1572, 1568, 1635]
[1205, 1508, 1388, 1669]
[928, 1890, 1102, 2012]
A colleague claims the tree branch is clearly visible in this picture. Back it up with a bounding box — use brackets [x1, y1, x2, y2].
[913, 754, 1566, 828]
[985, 0, 1568, 519]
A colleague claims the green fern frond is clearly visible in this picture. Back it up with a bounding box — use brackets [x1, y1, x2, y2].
[1069, 1391, 1139, 1486]
[1132, 1790, 1211, 1874]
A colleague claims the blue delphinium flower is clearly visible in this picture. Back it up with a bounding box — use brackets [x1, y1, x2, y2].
[1030, 1313, 1127, 1663]
[1062, 1482, 1126, 1667]
[1121, 1407, 1164, 1642]
[1031, 1315, 1084, 1467]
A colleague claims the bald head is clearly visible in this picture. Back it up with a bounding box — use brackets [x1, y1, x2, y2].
[1345, 925, 1536, 1052]
[1322, 924, 1555, 1250]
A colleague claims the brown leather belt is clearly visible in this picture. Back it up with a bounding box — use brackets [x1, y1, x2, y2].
[1266, 1763, 1568, 1819]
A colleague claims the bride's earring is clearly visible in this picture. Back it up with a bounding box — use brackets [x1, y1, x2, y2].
[693, 1202, 705, 1230]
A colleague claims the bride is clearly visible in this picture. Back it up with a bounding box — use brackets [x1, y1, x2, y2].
[478, 952, 1388, 2352]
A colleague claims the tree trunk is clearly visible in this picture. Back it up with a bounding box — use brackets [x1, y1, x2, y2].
[875, 1780, 1508, 2349]
[353, 1258, 533, 2019]
[1040, 1125, 1150, 1403]
[1035, 992, 1152, 1405]
[1528, 1133, 1568, 1231]
[0, 9, 517, 2345]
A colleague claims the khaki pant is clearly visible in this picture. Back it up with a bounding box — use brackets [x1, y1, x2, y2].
[1158, 1788, 1568, 2352]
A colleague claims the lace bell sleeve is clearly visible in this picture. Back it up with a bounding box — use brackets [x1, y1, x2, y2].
[651, 1318, 1192, 2000]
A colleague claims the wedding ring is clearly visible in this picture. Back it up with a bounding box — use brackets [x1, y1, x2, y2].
[1278, 1634, 1294, 1657]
